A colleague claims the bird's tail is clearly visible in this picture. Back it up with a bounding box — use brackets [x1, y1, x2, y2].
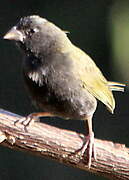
[108, 81, 126, 92]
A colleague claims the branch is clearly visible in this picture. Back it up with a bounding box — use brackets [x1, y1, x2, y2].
[0, 109, 128, 179]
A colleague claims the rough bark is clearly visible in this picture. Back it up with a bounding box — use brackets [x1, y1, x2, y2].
[0, 109, 128, 180]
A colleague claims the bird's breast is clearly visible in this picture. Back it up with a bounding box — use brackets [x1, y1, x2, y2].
[22, 54, 97, 120]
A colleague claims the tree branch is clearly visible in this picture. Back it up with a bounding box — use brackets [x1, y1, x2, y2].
[0, 109, 128, 179]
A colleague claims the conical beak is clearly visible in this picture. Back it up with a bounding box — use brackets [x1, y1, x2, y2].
[3, 26, 24, 42]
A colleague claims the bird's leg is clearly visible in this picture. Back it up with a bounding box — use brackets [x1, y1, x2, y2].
[80, 116, 96, 168]
[14, 112, 54, 132]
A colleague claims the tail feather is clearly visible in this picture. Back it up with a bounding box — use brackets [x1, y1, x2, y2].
[108, 81, 126, 92]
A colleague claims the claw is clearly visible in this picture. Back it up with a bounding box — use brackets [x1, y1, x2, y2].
[14, 112, 53, 132]
[14, 114, 36, 132]
[80, 132, 96, 168]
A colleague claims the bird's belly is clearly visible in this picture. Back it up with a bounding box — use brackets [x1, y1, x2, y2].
[23, 75, 97, 120]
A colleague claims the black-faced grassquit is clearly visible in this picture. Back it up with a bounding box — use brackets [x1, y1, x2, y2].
[4, 15, 125, 168]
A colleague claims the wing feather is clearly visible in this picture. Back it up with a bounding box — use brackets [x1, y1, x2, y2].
[70, 46, 116, 113]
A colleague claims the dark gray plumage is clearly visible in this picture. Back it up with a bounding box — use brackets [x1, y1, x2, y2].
[4, 15, 125, 168]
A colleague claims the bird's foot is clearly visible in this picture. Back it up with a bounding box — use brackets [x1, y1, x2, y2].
[79, 132, 96, 168]
[14, 113, 39, 132]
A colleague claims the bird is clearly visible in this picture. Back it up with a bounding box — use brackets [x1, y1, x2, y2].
[3, 15, 125, 168]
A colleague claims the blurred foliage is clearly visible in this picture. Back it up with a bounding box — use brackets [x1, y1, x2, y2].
[109, 0, 129, 86]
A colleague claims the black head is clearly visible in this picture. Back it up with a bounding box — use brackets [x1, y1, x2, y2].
[4, 15, 65, 56]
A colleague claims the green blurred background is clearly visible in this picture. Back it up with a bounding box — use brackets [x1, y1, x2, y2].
[0, 0, 129, 179]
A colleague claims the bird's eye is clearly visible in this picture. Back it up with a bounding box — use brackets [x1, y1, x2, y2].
[27, 28, 39, 36]
[30, 29, 35, 34]
[30, 28, 39, 34]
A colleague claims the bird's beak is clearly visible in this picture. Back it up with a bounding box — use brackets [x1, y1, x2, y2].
[3, 26, 24, 42]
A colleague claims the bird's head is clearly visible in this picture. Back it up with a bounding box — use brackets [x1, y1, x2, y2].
[4, 15, 67, 56]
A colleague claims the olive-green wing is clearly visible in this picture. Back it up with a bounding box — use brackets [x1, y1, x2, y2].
[70, 46, 115, 113]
